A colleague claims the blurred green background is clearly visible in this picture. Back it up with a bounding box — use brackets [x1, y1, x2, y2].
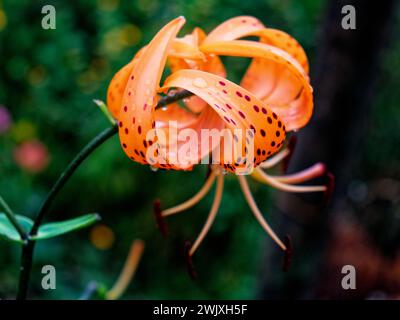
[0, 0, 399, 299]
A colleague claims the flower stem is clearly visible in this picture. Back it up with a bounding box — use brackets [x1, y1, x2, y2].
[16, 90, 191, 300]
[156, 90, 193, 109]
[31, 126, 118, 236]
[17, 125, 118, 300]
[0, 195, 27, 241]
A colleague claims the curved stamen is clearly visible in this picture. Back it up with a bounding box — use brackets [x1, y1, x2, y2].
[189, 173, 224, 256]
[106, 240, 145, 300]
[269, 163, 326, 184]
[237, 175, 286, 251]
[260, 148, 290, 169]
[162, 170, 217, 217]
[252, 167, 327, 193]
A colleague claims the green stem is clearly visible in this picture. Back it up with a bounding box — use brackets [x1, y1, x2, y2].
[16, 90, 191, 300]
[30, 125, 118, 236]
[0, 195, 27, 241]
[16, 125, 118, 300]
[16, 241, 34, 300]
[155, 90, 193, 109]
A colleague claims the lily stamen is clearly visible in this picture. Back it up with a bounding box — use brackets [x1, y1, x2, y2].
[270, 162, 326, 184]
[238, 175, 286, 251]
[189, 172, 224, 256]
[260, 148, 291, 169]
[252, 167, 327, 193]
[162, 169, 217, 217]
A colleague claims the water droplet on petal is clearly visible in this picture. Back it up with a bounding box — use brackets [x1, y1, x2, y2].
[147, 97, 154, 106]
[192, 77, 208, 88]
[168, 89, 177, 96]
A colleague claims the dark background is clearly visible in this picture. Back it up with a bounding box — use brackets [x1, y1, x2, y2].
[0, 0, 399, 299]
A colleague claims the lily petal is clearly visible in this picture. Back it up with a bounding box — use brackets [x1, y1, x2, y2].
[162, 69, 286, 171]
[169, 27, 226, 114]
[203, 16, 265, 44]
[255, 28, 309, 74]
[117, 16, 186, 165]
[200, 40, 313, 131]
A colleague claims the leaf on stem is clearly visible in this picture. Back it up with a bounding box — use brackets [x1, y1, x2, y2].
[0, 214, 33, 243]
[31, 213, 101, 241]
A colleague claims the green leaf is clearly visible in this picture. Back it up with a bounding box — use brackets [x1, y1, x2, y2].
[31, 214, 101, 241]
[0, 213, 33, 243]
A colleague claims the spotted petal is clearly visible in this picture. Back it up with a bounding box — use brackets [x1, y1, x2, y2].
[117, 16, 186, 165]
[200, 40, 313, 131]
[162, 69, 287, 172]
[203, 16, 265, 44]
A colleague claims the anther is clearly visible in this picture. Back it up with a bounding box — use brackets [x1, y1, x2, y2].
[322, 172, 335, 206]
[184, 241, 198, 279]
[282, 235, 293, 272]
[153, 199, 168, 237]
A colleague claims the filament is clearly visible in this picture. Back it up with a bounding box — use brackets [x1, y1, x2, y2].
[270, 163, 326, 184]
[162, 170, 217, 217]
[106, 239, 145, 300]
[237, 175, 286, 251]
[189, 173, 224, 256]
[260, 148, 290, 169]
[252, 168, 327, 193]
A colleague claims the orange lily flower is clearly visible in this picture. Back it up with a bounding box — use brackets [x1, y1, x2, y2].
[106, 16, 332, 275]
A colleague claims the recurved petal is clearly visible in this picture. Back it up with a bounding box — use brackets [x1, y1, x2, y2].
[106, 47, 145, 119]
[170, 38, 206, 60]
[162, 69, 286, 172]
[117, 16, 185, 165]
[256, 28, 309, 74]
[200, 40, 313, 131]
[169, 27, 226, 114]
[203, 16, 265, 44]
[155, 102, 198, 129]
